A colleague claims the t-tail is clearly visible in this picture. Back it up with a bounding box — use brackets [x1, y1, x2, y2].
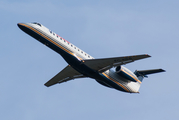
[134, 69, 165, 82]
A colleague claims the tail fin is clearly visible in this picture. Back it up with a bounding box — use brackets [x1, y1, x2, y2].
[134, 69, 165, 82]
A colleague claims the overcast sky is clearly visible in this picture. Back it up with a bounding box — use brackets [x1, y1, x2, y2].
[1, 0, 179, 120]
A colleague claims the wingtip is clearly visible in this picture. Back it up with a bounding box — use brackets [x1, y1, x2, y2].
[146, 54, 151, 57]
[44, 83, 50, 87]
[159, 69, 166, 72]
[44, 82, 55, 87]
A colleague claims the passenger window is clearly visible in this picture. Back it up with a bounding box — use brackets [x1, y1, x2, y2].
[71, 45, 73, 47]
[60, 38, 62, 40]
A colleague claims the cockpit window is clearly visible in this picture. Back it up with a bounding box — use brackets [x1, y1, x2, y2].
[32, 22, 41, 27]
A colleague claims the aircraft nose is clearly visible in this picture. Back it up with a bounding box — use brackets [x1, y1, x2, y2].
[17, 23, 29, 32]
[17, 23, 24, 29]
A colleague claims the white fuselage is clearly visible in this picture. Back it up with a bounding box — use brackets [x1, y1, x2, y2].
[18, 22, 141, 93]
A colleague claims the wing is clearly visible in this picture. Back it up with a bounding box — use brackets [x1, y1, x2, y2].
[44, 65, 86, 87]
[83, 54, 151, 73]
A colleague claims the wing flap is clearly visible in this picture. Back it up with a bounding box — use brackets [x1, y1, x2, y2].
[44, 65, 86, 87]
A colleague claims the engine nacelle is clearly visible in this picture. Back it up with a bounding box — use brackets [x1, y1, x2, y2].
[115, 66, 138, 82]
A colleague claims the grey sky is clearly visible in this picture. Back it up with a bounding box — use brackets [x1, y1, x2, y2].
[0, 0, 178, 119]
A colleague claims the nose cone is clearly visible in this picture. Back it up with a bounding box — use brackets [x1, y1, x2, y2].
[17, 23, 30, 33]
[17, 23, 25, 30]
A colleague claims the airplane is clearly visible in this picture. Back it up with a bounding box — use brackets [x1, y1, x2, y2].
[17, 22, 165, 93]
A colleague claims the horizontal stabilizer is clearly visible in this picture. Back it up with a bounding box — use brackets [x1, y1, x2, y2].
[134, 69, 165, 82]
[136, 69, 165, 76]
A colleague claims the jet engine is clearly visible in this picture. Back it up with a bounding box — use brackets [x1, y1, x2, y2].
[115, 66, 138, 82]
